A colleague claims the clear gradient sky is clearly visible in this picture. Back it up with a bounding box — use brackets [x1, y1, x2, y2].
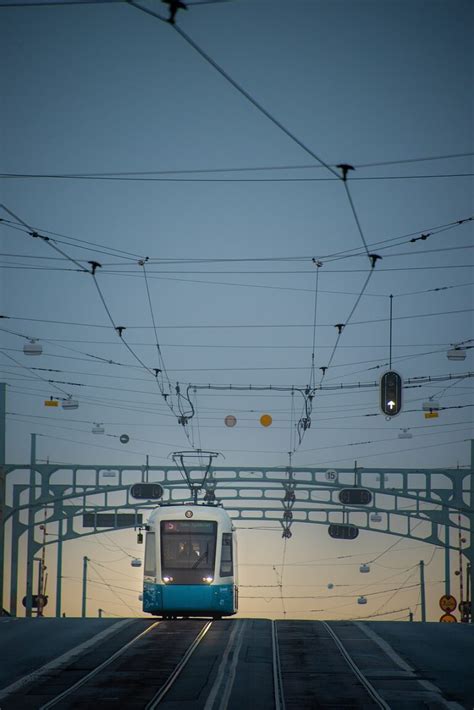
[1, 0, 473, 620]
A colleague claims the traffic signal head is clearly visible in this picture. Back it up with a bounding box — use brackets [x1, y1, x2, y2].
[130, 483, 163, 499]
[380, 370, 402, 416]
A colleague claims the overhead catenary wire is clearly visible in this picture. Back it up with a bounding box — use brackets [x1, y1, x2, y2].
[309, 260, 322, 389]
[124, 1, 340, 180]
[0, 350, 72, 398]
[3, 171, 472, 182]
[140, 258, 175, 406]
[0, 150, 471, 177]
[2, 207, 471, 268]
[0, 215, 142, 260]
[0, 205, 197, 443]
[4, 306, 472, 329]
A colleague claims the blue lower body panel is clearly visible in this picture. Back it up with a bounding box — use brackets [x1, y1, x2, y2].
[143, 582, 235, 616]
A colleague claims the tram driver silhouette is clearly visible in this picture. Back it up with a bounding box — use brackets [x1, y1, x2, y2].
[177, 541, 198, 560]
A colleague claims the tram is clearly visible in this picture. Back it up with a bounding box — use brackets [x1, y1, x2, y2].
[142, 504, 238, 618]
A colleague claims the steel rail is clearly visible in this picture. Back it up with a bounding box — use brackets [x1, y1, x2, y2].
[321, 621, 391, 709]
[39, 621, 161, 709]
[272, 621, 286, 710]
[146, 620, 212, 708]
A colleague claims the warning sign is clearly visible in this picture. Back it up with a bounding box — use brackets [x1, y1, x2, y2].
[439, 594, 457, 612]
[439, 613, 457, 623]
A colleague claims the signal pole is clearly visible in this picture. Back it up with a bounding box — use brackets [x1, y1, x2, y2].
[37, 514, 47, 617]
[82, 556, 89, 618]
[419, 560, 426, 622]
[25, 433, 37, 617]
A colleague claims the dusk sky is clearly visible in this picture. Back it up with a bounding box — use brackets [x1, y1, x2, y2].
[1, 0, 472, 620]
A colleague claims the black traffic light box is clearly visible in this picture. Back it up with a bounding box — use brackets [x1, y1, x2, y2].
[328, 523, 359, 540]
[380, 370, 402, 416]
[338, 488, 372, 505]
[130, 483, 163, 499]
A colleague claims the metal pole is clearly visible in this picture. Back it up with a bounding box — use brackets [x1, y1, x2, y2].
[444, 523, 450, 596]
[466, 563, 471, 624]
[9, 486, 22, 616]
[81, 556, 88, 618]
[55, 519, 63, 618]
[36, 559, 42, 617]
[37, 514, 47, 617]
[419, 560, 426, 622]
[25, 434, 37, 617]
[0, 382, 6, 616]
[409, 610, 413, 622]
[469, 439, 474, 623]
[98, 608, 103, 618]
[458, 514, 464, 620]
[389, 295, 393, 369]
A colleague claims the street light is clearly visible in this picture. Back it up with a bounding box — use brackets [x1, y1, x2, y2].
[23, 339, 42, 356]
[62, 397, 79, 410]
[447, 346, 466, 361]
[422, 399, 440, 411]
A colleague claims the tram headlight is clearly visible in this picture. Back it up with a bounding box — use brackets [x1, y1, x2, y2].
[162, 576, 174, 584]
[203, 576, 213, 584]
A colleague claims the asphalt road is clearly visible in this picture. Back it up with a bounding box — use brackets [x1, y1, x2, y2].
[363, 621, 474, 708]
[1, 617, 473, 709]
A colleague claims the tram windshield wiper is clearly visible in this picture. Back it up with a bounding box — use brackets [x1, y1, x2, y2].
[192, 545, 209, 569]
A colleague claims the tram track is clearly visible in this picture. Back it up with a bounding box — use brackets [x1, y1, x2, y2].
[145, 621, 212, 709]
[5, 618, 465, 708]
[38, 621, 162, 710]
[275, 620, 392, 709]
[1, 619, 212, 710]
[272, 621, 286, 710]
[321, 621, 390, 710]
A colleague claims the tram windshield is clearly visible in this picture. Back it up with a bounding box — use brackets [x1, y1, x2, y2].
[161, 520, 217, 584]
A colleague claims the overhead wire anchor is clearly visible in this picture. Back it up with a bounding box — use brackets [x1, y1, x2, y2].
[336, 163, 354, 181]
[88, 261, 102, 275]
[335, 323, 345, 334]
[368, 253, 382, 268]
[162, 0, 188, 25]
[115, 326, 126, 337]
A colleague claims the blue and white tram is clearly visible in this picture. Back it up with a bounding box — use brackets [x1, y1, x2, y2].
[142, 504, 238, 618]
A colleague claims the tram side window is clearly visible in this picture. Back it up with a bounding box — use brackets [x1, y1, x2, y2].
[144, 532, 156, 576]
[220, 533, 233, 577]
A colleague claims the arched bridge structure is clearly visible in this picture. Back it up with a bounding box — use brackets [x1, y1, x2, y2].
[2, 437, 473, 617]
